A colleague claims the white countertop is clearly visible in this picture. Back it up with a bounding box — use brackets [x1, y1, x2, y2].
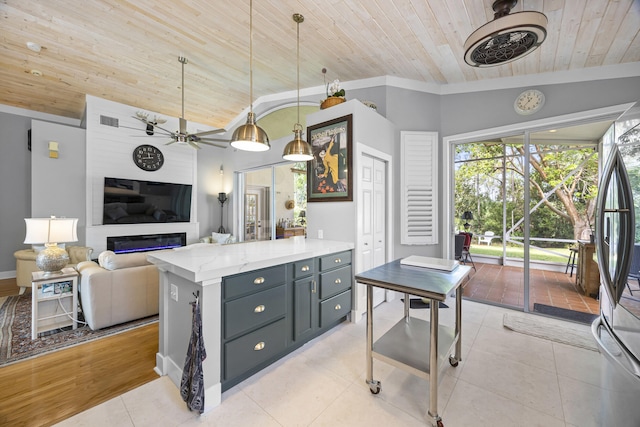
[146, 238, 354, 283]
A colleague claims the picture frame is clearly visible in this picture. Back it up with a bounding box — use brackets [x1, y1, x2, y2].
[306, 114, 353, 202]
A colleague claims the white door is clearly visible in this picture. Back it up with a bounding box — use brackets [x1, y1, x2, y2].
[359, 155, 387, 307]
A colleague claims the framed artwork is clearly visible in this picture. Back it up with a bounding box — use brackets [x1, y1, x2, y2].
[306, 114, 353, 202]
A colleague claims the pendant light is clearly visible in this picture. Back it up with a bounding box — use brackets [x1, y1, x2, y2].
[282, 13, 313, 161]
[464, 0, 547, 67]
[230, 0, 270, 152]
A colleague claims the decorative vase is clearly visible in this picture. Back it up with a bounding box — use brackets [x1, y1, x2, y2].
[320, 96, 346, 109]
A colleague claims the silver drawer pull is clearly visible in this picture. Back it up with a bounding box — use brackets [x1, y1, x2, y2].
[335, 304, 342, 310]
[254, 342, 265, 351]
[334, 278, 342, 284]
[334, 258, 342, 263]
[301, 265, 310, 272]
[253, 277, 265, 285]
[312, 280, 317, 294]
[254, 305, 265, 313]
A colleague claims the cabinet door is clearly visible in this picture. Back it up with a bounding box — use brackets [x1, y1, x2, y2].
[293, 276, 316, 342]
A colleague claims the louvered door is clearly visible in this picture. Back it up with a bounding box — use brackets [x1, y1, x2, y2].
[400, 131, 438, 245]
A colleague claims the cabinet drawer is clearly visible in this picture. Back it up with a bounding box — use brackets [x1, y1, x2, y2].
[224, 318, 288, 380]
[319, 251, 351, 271]
[224, 285, 286, 339]
[319, 265, 352, 299]
[320, 290, 352, 328]
[223, 265, 286, 300]
[293, 258, 314, 279]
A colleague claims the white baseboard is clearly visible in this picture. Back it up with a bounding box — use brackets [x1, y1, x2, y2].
[0, 270, 16, 280]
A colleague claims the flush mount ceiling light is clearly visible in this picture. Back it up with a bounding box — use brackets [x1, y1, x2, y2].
[231, 0, 270, 152]
[282, 13, 313, 162]
[464, 0, 547, 67]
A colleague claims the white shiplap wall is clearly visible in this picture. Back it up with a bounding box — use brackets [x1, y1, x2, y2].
[85, 95, 214, 253]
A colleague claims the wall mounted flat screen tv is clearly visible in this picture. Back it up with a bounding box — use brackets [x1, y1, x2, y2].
[103, 177, 192, 225]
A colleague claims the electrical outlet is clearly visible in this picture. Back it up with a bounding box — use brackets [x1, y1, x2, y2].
[170, 284, 178, 301]
[318, 229, 324, 239]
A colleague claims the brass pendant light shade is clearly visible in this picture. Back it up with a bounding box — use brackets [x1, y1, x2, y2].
[230, 0, 270, 152]
[283, 125, 313, 161]
[282, 13, 313, 161]
[231, 112, 270, 152]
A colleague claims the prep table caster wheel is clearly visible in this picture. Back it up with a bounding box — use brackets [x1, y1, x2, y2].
[367, 380, 381, 394]
[436, 420, 444, 427]
[449, 355, 459, 367]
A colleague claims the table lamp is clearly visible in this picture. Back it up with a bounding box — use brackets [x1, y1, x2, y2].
[24, 216, 78, 275]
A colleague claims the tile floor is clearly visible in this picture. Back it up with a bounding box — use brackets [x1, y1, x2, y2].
[55, 297, 604, 427]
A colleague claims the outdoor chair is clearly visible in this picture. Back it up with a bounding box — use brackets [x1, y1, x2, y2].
[565, 245, 578, 278]
[456, 232, 476, 271]
[478, 231, 496, 245]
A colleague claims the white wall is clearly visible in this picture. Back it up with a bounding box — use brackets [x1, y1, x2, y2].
[84, 95, 222, 253]
[305, 100, 395, 245]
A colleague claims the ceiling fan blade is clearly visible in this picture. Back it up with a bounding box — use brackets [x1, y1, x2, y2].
[195, 136, 230, 142]
[150, 123, 177, 136]
[187, 140, 201, 150]
[193, 128, 227, 137]
[132, 116, 176, 137]
[165, 139, 177, 146]
[198, 140, 228, 149]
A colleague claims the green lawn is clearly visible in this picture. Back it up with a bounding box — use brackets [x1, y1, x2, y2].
[470, 244, 570, 263]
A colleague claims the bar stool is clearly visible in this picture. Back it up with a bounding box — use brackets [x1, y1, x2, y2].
[565, 246, 578, 277]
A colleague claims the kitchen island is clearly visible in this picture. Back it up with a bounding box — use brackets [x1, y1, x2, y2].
[147, 238, 354, 412]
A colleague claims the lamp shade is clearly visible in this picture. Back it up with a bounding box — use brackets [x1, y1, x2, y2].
[24, 217, 78, 244]
[283, 128, 313, 161]
[230, 112, 270, 152]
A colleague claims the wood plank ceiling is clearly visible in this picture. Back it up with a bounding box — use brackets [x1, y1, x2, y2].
[1, 1, 638, 129]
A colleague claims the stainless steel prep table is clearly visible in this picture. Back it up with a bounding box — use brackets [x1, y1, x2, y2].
[355, 259, 471, 427]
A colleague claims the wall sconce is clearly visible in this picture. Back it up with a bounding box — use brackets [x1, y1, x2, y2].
[218, 192, 228, 233]
[462, 211, 474, 231]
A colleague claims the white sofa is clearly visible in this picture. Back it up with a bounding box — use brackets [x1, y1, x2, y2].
[76, 251, 159, 330]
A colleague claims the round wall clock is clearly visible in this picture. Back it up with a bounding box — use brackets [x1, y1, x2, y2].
[133, 144, 164, 171]
[514, 89, 545, 115]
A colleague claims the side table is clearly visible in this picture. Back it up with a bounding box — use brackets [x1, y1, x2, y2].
[31, 267, 79, 339]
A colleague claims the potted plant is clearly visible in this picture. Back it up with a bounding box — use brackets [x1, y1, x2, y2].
[320, 68, 346, 109]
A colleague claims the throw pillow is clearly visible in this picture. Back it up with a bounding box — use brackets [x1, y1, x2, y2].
[105, 205, 128, 221]
[211, 232, 231, 244]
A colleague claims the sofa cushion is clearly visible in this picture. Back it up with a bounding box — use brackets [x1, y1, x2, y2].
[98, 250, 150, 271]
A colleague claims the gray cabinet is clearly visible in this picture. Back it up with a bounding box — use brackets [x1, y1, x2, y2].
[318, 251, 352, 329]
[222, 250, 352, 390]
[293, 258, 316, 342]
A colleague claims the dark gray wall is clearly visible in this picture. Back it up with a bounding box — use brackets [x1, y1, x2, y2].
[0, 113, 31, 273]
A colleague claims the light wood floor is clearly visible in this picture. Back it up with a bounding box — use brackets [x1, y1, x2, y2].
[0, 278, 159, 427]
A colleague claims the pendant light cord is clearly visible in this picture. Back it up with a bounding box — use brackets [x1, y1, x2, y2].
[296, 16, 300, 125]
[249, 0, 254, 115]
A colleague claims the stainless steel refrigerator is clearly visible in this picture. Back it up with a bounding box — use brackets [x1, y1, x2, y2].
[592, 103, 640, 426]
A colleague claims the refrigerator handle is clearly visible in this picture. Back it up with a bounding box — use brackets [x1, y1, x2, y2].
[591, 317, 640, 380]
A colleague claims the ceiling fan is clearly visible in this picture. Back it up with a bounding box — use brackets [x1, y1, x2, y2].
[133, 56, 228, 149]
